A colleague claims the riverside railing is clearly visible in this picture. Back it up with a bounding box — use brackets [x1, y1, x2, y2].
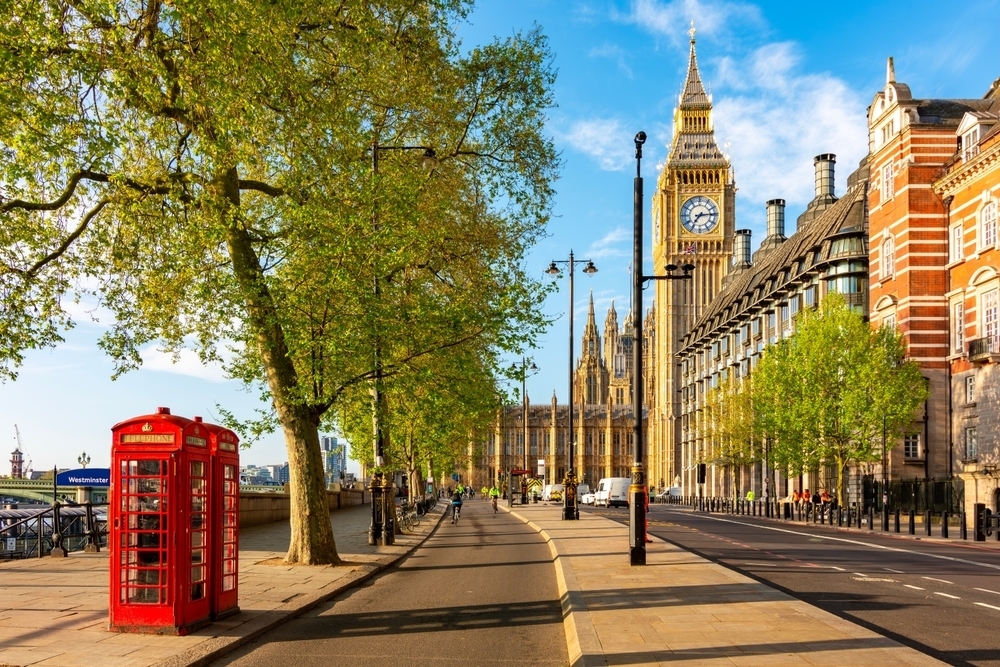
[0, 502, 107, 559]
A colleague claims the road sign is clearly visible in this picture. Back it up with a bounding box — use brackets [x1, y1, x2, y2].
[451, 473, 459, 481]
[5, 538, 15, 552]
[56, 468, 111, 486]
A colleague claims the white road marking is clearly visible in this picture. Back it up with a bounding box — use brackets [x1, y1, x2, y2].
[884, 568, 904, 574]
[667, 510, 1000, 572]
[853, 572, 867, 577]
[922, 576, 954, 585]
[904, 585, 925, 590]
[830, 566, 845, 571]
[934, 592, 960, 599]
[975, 588, 1000, 595]
[975, 602, 1000, 611]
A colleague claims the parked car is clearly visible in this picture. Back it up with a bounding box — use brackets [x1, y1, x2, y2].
[594, 477, 631, 508]
[576, 483, 590, 502]
[580, 491, 596, 505]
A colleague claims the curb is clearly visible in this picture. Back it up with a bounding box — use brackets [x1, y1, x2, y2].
[503, 506, 608, 667]
[156, 505, 449, 667]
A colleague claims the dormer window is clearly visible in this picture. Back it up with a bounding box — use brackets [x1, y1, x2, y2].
[963, 127, 980, 161]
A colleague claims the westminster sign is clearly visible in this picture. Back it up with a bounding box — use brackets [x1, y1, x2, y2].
[56, 469, 111, 487]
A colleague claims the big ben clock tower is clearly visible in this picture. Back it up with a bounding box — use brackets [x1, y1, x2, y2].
[648, 24, 735, 494]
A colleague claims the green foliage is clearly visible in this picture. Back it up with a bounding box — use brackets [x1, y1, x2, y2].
[704, 373, 760, 493]
[0, 0, 558, 561]
[752, 293, 928, 500]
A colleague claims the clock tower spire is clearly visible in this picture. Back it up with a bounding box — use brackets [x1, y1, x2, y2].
[648, 23, 736, 494]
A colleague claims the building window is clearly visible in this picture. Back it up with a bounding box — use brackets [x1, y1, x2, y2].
[965, 375, 976, 405]
[965, 426, 978, 461]
[751, 318, 760, 337]
[803, 285, 817, 307]
[953, 302, 965, 354]
[950, 224, 964, 263]
[903, 434, 920, 459]
[984, 289, 999, 345]
[883, 313, 896, 330]
[982, 202, 998, 250]
[881, 162, 894, 201]
[882, 236, 895, 279]
[963, 127, 980, 161]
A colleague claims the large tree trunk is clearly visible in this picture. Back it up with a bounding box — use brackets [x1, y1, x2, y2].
[221, 167, 340, 565]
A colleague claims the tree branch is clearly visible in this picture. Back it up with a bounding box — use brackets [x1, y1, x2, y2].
[1, 169, 108, 213]
[238, 180, 286, 197]
[10, 198, 110, 277]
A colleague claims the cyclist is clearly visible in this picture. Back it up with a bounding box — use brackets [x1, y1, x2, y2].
[450, 488, 463, 523]
[489, 485, 500, 513]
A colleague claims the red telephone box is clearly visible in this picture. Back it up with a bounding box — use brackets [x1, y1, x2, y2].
[193, 416, 240, 620]
[109, 408, 212, 635]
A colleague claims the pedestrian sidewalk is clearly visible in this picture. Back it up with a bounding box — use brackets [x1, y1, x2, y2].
[509, 503, 946, 667]
[0, 503, 445, 667]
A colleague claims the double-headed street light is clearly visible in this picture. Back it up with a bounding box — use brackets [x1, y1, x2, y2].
[368, 141, 437, 547]
[629, 130, 694, 565]
[509, 357, 538, 506]
[546, 252, 598, 521]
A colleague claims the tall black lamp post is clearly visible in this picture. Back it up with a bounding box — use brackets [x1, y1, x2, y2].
[368, 140, 438, 547]
[630, 131, 695, 565]
[546, 252, 598, 520]
[510, 358, 538, 505]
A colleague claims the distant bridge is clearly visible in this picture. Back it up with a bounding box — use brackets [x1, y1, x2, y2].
[0, 478, 282, 503]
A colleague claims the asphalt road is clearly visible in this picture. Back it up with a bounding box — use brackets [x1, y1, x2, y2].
[586, 503, 1000, 667]
[212, 500, 568, 667]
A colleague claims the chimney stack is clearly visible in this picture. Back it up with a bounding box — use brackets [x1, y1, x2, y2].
[734, 229, 752, 270]
[814, 154, 836, 199]
[765, 199, 786, 241]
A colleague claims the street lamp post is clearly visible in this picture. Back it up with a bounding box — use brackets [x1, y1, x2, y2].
[510, 358, 537, 506]
[546, 252, 598, 520]
[630, 131, 695, 565]
[368, 140, 437, 547]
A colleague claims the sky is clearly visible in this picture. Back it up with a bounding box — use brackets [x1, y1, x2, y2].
[1, 0, 998, 477]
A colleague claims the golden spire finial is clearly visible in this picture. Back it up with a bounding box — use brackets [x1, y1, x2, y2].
[688, 20, 696, 42]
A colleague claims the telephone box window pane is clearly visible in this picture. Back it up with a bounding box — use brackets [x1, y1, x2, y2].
[191, 548, 204, 565]
[135, 460, 163, 476]
[191, 532, 204, 548]
[137, 478, 161, 493]
[192, 496, 204, 512]
[191, 583, 204, 601]
[224, 465, 235, 480]
[191, 461, 205, 477]
[223, 575, 236, 591]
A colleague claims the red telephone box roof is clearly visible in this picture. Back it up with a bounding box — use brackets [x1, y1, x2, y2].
[111, 406, 194, 432]
[191, 416, 240, 454]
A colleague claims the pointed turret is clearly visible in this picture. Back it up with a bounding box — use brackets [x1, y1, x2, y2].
[622, 308, 636, 338]
[680, 22, 710, 108]
[586, 291, 597, 328]
[668, 22, 725, 165]
[580, 289, 601, 361]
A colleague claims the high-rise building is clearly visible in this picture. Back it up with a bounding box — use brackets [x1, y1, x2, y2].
[321, 436, 348, 484]
[649, 27, 736, 492]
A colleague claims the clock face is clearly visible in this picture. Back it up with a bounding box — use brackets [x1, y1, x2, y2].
[680, 196, 720, 234]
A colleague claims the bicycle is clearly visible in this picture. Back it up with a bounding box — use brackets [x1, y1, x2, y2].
[396, 502, 420, 531]
[451, 502, 462, 524]
[491, 496, 498, 514]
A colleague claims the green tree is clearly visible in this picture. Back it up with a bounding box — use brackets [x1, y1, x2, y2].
[704, 373, 759, 497]
[0, 1, 556, 564]
[752, 294, 928, 502]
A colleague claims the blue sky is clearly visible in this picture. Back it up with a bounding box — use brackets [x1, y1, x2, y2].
[2, 0, 997, 476]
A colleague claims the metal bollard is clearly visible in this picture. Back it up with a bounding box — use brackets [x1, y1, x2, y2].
[857, 506, 863, 529]
[925, 510, 932, 537]
[960, 512, 967, 540]
[868, 507, 874, 531]
[894, 508, 900, 533]
[837, 508, 843, 527]
[908, 510, 915, 535]
[942, 511, 949, 539]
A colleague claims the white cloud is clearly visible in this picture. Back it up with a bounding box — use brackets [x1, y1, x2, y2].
[586, 227, 631, 259]
[712, 42, 868, 221]
[140, 345, 233, 383]
[617, 0, 765, 43]
[558, 118, 634, 171]
[589, 43, 633, 78]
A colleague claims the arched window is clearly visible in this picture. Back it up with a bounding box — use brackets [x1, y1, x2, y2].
[882, 236, 895, 279]
[981, 202, 997, 250]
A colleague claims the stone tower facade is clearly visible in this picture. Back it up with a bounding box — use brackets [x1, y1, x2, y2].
[648, 28, 736, 491]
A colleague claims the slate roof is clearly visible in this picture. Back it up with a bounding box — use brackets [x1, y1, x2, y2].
[680, 168, 870, 353]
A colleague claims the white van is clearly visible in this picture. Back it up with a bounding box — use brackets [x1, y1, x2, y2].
[542, 484, 564, 501]
[594, 477, 632, 508]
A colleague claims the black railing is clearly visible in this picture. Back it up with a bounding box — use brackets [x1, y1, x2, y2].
[0, 502, 107, 559]
[969, 336, 999, 361]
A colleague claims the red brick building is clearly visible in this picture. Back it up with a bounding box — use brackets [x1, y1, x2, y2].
[868, 58, 999, 509]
